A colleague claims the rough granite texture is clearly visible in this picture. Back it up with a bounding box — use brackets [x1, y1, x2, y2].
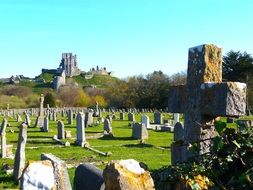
[103, 159, 155, 190]
[168, 44, 247, 164]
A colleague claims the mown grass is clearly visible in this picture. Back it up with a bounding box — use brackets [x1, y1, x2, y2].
[0, 112, 174, 189]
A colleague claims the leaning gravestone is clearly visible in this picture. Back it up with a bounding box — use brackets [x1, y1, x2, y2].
[168, 44, 247, 164]
[14, 123, 28, 182]
[76, 112, 86, 147]
[74, 163, 105, 190]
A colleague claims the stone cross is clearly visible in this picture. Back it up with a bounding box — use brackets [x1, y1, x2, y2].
[76, 112, 86, 147]
[168, 44, 247, 164]
[57, 121, 65, 139]
[1, 119, 7, 158]
[14, 123, 28, 182]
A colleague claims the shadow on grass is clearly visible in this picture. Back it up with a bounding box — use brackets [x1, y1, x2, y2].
[98, 135, 133, 141]
[86, 131, 103, 134]
[0, 175, 17, 188]
[27, 136, 52, 139]
[123, 143, 153, 148]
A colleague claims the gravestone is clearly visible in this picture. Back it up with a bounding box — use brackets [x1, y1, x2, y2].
[17, 114, 22, 122]
[85, 112, 93, 127]
[43, 116, 49, 132]
[57, 121, 65, 139]
[173, 113, 180, 125]
[74, 163, 105, 190]
[76, 112, 86, 147]
[68, 110, 73, 125]
[141, 115, 150, 129]
[104, 118, 112, 135]
[168, 44, 246, 164]
[1, 119, 7, 158]
[35, 94, 44, 128]
[14, 123, 28, 182]
[24, 113, 31, 127]
[132, 123, 148, 140]
[53, 110, 57, 121]
[154, 111, 163, 124]
[41, 153, 72, 190]
[120, 112, 125, 120]
[128, 113, 135, 122]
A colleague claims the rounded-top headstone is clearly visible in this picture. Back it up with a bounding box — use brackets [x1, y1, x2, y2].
[174, 122, 184, 142]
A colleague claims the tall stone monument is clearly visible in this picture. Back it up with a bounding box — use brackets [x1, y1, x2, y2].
[35, 94, 44, 128]
[168, 44, 247, 164]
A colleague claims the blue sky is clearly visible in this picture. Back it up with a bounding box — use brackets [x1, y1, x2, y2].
[0, 0, 253, 79]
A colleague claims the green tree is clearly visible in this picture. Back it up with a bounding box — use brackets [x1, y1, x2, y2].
[43, 93, 56, 107]
[223, 50, 253, 110]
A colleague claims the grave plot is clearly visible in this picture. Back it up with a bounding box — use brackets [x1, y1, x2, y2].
[0, 111, 173, 189]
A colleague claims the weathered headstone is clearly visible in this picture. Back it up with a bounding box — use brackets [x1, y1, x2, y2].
[154, 111, 163, 124]
[103, 159, 154, 190]
[57, 121, 65, 139]
[173, 113, 180, 125]
[14, 123, 28, 182]
[20, 160, 56, 190]
[68, 110, 73, 125]
[41, 153, 72, 190]
[1, 119, 7, 158]
[24, 113, 31, 127]
[35, 94, 44, 128]
[85, 112, 93, 127]
[53, 110, 57, 121]
[132, 123, 148, 140]
[141, 115, 150, 129]
[43, 116, 49, 132]
[128, 113, 135, 122]
[119, 112, 125, 120]
[76, 112, 86, 147]
[104, 118, 112, 135]
[168, 44, 247, 163]
[74, 163, 105, 190]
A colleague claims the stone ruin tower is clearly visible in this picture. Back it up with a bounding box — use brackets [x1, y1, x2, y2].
[59, 53, 81, 77]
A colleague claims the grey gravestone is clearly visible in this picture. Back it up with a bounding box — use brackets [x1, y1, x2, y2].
[35, 94, 44, 128]
[141, 115, 150, 129]
[57, 121, 65, 139]
[85, 112, 93, 127]
[104, 119, 112, 135]
[1, 119, 7, 158]
[174, 122, 184, 142]
[154, 111, 163, 124]
[120, 112, 125, 120]
[43, 116, 49, 132]
[14, 123, 28, 182]
[173, 113, 180, 125]
[53, 110, 57, 121]
[132, 123, 148, 140]
[68, 110, 73, 125]
[168, 44, 246, 164]
[76, 112, 86, 147]
[74, 163, 105, 190]
[24, 113, 31, 127]
[128, 113, 135, 122]
[41, 153, 72, 190]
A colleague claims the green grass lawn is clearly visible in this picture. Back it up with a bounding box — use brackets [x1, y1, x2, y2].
[0, 112, 174, 189]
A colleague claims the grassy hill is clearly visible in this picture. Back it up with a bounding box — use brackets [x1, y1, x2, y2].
[71, 74, 120, 88]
